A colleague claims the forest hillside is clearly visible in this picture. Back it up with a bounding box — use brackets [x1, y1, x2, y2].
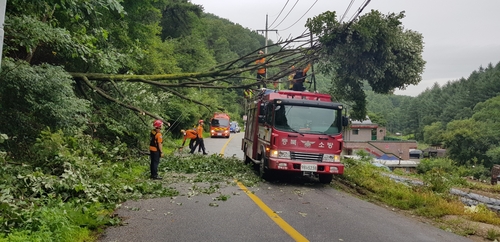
[366, 61, 500, 168]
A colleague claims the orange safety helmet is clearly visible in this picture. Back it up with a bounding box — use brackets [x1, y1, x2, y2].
[153, 120, 163, 128]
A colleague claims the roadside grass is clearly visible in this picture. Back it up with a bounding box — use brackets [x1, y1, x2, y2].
[335, 156, 500, 239]
[460, 180, 500, 193]
[487, 228, 500, 240]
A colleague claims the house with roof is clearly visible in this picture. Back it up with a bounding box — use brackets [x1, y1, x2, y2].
[342, 117, 418, 162]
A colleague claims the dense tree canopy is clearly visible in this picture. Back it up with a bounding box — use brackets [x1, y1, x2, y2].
[1, 0, 427, 158]
[307, 10, 425, 120]
[366, 61, 500, 168]
[1, 0, 276, 156]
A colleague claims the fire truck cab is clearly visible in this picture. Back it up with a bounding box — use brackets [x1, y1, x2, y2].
[242, 89, 347, 184]
[210, 112, 231, 138]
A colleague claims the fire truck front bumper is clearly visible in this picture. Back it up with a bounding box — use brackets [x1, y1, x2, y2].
[268, 158, 344, 175]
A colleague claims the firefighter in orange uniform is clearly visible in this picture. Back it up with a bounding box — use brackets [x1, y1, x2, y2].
[180, 129, 198, 151]
[255, 50, 266, 88]
[190, 120, 207, 155]
[149, 120, 164, 180]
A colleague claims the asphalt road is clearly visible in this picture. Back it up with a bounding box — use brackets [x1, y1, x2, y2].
[99, 132, 472, 242]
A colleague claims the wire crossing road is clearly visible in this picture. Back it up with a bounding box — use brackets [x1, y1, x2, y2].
[99, 132, 471, 242]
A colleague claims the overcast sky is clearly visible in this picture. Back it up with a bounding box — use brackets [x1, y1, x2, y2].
[190, 0, 500, 96]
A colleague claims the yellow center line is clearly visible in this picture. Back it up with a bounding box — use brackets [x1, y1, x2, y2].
[220, 134, 309, 241]
[236, 181, 309, 242]
[219, 134, 234, 156]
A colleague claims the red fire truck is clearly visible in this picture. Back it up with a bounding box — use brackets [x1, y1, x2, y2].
[210, 112, 231, 138]
[242, 89, 347, 183]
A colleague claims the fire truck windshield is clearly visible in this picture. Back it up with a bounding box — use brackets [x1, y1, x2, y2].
[211, 118, 230, 127]
[273, 104, 341, 135]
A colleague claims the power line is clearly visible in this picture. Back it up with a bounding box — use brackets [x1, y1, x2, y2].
[269, 0, 290, 29]
[278, 0, 318, 31]
[339, 0, 356, 23]
[270, 0, 300, 29]
[347, 0, 371, 24]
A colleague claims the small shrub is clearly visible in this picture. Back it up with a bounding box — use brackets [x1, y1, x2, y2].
[417, 158, 457, 174]
[466, 204, 500, 225]
[487, 228, 500, 241]
[456, 164, 490, 181]
[422, 168, 453, 193]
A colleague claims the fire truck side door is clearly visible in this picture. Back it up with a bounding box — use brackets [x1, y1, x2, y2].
[258, 102, 266, 124]
[264, 103, 273, 126]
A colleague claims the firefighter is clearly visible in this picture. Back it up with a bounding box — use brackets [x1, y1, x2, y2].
[291, 63, 312, 91]
[255, 50, 266, 88]
[190, 120, 207, 155]
[149, 120, 164, 180]
[180, 129, 197, 151]
[244, 89, 253, 99]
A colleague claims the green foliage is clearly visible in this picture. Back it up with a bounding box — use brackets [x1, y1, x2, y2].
[423, 122, 445, 145]
[487, 228, 500, 241]
[366, 111, 387, 127]
[1, 0, 267, 157]
[201, 13, 268, 58]
[4, 15, 83, 60]
[0, 134, 8, 144]
[173, 36, 217, 72]
[365, 75, 500, 169]
[3, 201, 109, 242]
[421, 168, 453, 193]
[456, 163, 490, 181]
[341, 156, 446, 212]
[0, 128, 183, 239]
[466, 204, 500, 226]
[442, 119, 491, 167]
[160, 154, 259, 186]
[366, 61, 500, 169]
[5, 0, 132, 73]
[160, 0, 203, 40]
[308, 10, 425, 120]
[0, 59, 90, 158]
[417, 158, 457, 174]
[486, 146, 500, 167]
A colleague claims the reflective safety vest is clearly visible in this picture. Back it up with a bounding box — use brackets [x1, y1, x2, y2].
[244, 89, 253, 99]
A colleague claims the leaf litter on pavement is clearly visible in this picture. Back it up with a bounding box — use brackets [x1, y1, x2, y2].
[152, 153, 260, 206]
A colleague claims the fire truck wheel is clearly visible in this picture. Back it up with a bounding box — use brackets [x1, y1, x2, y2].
[259, 158, 271, 180]
[244, 155, 251, 165]
[318, 174, 333, 184]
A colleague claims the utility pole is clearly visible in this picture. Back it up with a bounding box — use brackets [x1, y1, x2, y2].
[256, 14, 278, 88]
[256, 14, 278, 55]
[0, 0, 6, 69]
